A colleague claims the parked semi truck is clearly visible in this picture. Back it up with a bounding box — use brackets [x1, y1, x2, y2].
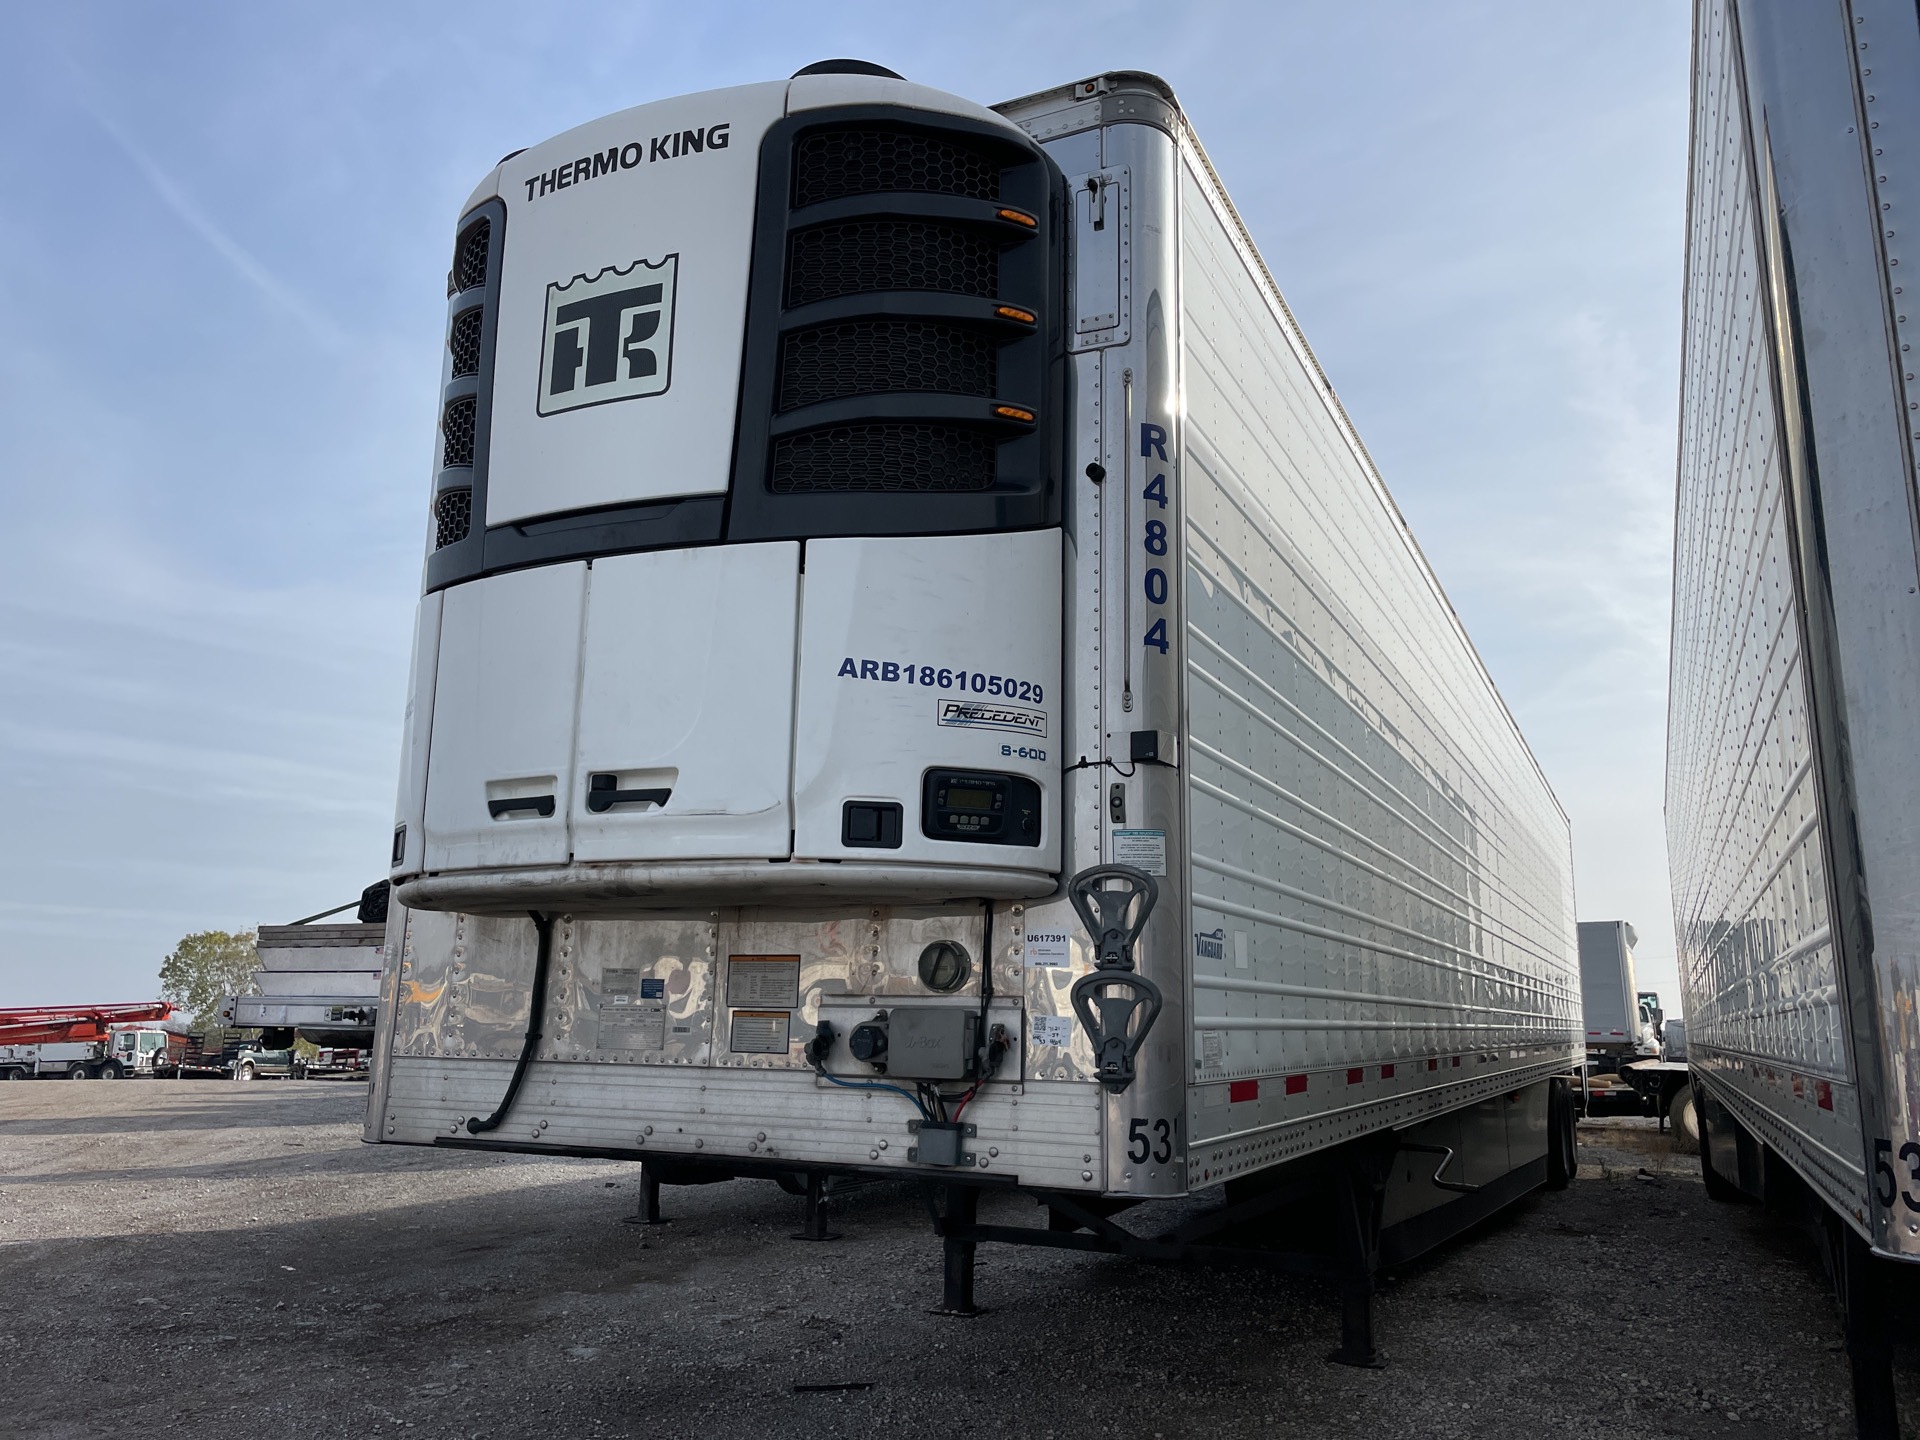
[1668, 2, 1920, 1434]
[364, 63, 1583, 1363]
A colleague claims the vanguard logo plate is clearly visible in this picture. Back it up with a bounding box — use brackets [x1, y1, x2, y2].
[538, 256, 677, 415]
[936, 700, 1047, 738]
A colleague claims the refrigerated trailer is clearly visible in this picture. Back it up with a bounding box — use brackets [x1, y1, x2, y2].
[1667, 2, 1920, 1434]
[367, 63, 1582, 1361]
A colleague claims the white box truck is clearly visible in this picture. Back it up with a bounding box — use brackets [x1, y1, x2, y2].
[365, 63, 1583, 1363]
[1667, 2, 1920, 1433]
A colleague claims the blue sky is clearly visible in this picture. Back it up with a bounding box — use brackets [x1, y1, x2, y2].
[0, 3, 1689, 1008]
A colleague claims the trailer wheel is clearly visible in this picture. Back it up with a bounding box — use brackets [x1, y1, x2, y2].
[1668, 1084, 1700, 1155]
[1546, 1077, 1577, 1189]
[1697, 1103, 1743, 1203]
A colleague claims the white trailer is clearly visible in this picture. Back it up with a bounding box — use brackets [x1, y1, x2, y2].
[366, 64, 1582, 1360]
[221, 885, 388, 1049]
[1576, 920, 1657, 1066]
[1667, 2, 1920, 1433]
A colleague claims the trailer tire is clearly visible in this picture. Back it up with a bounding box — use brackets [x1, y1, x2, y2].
[1546, 1077, 1577, 1189]
[1668, 1084, 1700, 1155]
[1697, 1103, 1744, 1203]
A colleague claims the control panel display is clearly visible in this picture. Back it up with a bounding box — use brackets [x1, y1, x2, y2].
[922, 769, 1042, 847]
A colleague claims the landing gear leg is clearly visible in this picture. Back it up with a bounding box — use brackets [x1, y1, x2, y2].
[1328, 1151, 1388, 1369]
[623, 1163, 669, 1226]
[793, 1170, 840, 1242]
[934, 1183, 983, 1316]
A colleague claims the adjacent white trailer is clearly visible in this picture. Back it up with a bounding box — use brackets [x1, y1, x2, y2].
[1667, 2, 1920, 1433]
[1576, 920, 1656, 1065]
[366, 64, 1581, 1358]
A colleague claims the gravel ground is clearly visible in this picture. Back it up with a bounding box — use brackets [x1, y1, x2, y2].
[0, 1082, 1911, 1438]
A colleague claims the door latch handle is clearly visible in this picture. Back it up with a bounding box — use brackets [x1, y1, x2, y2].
[586, 774, 672, 813]
[487, 795, 555, 819]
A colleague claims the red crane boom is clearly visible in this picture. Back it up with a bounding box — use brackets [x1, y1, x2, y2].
[0, 1002, 173, 1046]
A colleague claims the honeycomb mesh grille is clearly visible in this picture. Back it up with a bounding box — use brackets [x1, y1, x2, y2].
[793, 128, 1000, 207]
[786, 221, 998, 307]
[779, 320, 995, 411]
[441, 397, 476, 469]
[449, 308, 484, 378]
[434, 489, 472, 549]
[771, 424, 994, 493]
[454, 222, 490, 293]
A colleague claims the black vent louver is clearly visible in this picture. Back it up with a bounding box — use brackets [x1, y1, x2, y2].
[793, 128, 1000, 206]
[424, 200, 505, 589]
[772, 424, 994, 493]
[454, 221, 491, 293]
[786, 221, 999, 306]
[726, 109, 1065, 540]
[434, 488, 472, 548]
[448, 308, 484, 378]
[778, 319, 995, 411]
[441, 396, 476, 469]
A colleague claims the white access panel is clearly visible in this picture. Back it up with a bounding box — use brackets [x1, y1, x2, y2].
[423, 562, 586, 871]
[571, 543, 799, 862]
[791, 532, 1061, 871]
[391, 589, 442, 876]
[485, 83, 788, 524]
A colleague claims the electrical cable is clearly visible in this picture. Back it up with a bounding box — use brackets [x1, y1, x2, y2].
[812, 1063, 932, 1119]
[1063, 754, 1137, 778]
[465, 910, 553, 1135]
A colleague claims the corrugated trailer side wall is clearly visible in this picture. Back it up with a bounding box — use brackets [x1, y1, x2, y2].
[1670, 0, 1920, 1253]
[1172, 140, 1581, 1188]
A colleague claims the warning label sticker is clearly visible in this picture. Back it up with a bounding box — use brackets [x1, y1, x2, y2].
[1111, 828, 1167, 875]
[726, 956, 801, 1009]
[729, 1010, 791, 1054]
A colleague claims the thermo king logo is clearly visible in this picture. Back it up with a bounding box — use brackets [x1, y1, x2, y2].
[538, 256, 677, 415]
[935, 700, 1047, 738]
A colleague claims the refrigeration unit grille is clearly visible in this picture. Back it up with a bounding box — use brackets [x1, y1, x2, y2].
[785, 220, 1000, 307]
[770, 423, 994, 493]
[441, 396, 476, 469]
[778, 319, 996, 410]
[792, 127, 1001, 206]
[726, 110, 1062, 534]
[448, 307, 484, 378]
[433, 488, 472, 549]
[454, 220, 491, 293]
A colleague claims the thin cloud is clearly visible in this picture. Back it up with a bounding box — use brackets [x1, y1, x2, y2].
[54, 50, 349, 354]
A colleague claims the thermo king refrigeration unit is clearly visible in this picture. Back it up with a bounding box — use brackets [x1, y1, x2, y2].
[367, 63, 1582, 1362]
[1667, 3, 1920, 1434]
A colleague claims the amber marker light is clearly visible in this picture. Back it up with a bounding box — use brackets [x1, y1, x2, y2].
[994, 405, 1036, 423]
[997, 207, 1037, 227]
[994, 305, 1037, 324]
